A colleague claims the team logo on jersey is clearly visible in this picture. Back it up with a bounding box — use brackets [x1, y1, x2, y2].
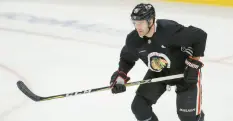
[148, 52, 171, 72]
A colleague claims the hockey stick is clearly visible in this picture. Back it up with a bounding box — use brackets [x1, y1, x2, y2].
[16, 73, 184, 102]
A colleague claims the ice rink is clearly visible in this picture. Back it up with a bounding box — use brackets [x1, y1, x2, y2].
[0, 1, 233, 121]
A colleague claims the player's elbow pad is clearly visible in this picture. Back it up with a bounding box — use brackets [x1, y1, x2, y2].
[191, 27, 208, 57]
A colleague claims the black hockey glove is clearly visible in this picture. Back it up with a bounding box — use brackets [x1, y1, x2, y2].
[184, 57, 204, 84]
[110, 71, 130, 94]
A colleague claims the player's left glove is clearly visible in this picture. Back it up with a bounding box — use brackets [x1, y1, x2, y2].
[184, 57, 204, 84]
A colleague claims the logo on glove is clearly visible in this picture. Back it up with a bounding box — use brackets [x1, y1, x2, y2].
[148, 52, 171, 72]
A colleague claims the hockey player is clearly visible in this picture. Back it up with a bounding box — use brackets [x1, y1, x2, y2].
[109, 3, 207, 121]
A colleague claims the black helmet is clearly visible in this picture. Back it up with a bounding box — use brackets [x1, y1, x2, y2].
[131, 3, 155, 21]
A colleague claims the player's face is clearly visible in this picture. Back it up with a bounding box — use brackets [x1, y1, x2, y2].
[133, 20, 149, 37]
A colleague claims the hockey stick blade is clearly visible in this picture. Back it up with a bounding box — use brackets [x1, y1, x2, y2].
[16, 80, 108, 102]
[17, 81, 44, 101]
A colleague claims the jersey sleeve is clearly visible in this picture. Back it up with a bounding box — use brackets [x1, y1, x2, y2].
[167, 24, 207, 57]
[118, 34, 139, 74]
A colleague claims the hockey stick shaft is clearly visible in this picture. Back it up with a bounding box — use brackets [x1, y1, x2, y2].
[17, 74, 184, 102]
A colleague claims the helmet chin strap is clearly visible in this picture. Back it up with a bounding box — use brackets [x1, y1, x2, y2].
[144, 18, 156, 37]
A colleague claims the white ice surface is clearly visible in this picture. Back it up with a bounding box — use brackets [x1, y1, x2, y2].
[0, 1, 233, 121]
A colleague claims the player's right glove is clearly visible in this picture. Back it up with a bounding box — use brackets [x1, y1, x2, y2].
[110, 70, 130, 94]
[184, 57, 204, 84]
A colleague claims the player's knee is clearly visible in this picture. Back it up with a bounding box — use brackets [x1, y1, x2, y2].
[131, 95, 156, 120]
[131, 95, 146, 115]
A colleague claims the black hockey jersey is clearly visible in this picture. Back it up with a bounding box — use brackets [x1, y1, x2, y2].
[118, 19, 207, 75]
